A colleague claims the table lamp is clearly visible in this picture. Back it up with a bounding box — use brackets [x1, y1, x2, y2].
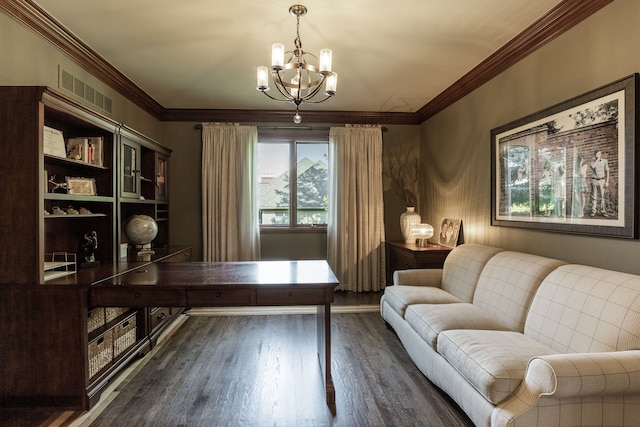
[411, 223, 434, 247]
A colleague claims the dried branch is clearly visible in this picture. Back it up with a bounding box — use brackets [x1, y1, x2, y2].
[386, 153, 420, 207]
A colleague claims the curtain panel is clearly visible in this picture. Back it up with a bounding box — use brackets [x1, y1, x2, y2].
[328, 125, 386, 292]
[201, 123, 260, 261]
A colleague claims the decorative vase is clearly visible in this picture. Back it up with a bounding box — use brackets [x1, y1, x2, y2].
[400, 207, 421, 243]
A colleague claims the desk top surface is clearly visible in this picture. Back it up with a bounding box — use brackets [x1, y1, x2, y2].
[97, 260, 340, 288]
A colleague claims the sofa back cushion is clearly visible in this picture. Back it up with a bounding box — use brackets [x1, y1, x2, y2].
[525, 264, 640, 353]
[472, 251, 566, 332]
[440, 244, 504, 303]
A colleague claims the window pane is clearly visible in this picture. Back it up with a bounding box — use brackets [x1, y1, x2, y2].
[296, 143, 329, 225]
[258, 143, 290, 225]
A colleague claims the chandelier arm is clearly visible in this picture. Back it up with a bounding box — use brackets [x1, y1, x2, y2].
[299, 94, 333, 104]
[271, 70, 296, 101]
[259, 90, 297, 103]
[300, 74, 327, 100]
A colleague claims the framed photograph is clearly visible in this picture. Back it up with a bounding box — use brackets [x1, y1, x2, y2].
[66, 177, 97, 196]
[491, 74, 638, 238]
[438, 218, 461, 248]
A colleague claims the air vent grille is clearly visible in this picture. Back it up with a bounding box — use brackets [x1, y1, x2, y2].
[59, 68, 113, 115]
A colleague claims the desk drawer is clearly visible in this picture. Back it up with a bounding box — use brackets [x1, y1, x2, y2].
[257, 288, 326, 305]
[92, 287, 185, 307]
[186, 289, 253, 306]
[150, 307, 170, 330]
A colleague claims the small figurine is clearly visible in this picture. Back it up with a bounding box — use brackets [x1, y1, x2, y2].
[48, 175, 72, 193]
[81, 230, 98, 263]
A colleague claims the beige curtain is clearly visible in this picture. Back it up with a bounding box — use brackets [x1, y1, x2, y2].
[201, 122, 260, 261]
[328, 125, 386, 292]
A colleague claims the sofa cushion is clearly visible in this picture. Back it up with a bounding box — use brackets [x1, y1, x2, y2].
[472, 251, 566, 332]
[525, 264, 640, 353]
[383, 285, 461, 317]
[437, 330, 556, 405]
[405, 303, 512, 349]
[440, 244, 504, 303]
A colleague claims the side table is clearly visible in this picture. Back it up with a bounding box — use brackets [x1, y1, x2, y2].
[385, 241, 452, 285]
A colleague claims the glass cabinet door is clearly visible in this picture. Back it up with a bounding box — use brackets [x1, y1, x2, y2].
[121, 138, 139, 198]
[156, 153, 168, 200]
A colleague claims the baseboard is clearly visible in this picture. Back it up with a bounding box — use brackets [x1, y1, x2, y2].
[185, 304, 380, 316]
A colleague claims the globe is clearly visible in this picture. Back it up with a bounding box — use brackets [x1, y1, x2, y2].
[124, 214, 158, 247]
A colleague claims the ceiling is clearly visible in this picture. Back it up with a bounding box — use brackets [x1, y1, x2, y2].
[26, 0, 571, 118]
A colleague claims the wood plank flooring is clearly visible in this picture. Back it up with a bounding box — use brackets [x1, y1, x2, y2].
[0, 291, 474, 426]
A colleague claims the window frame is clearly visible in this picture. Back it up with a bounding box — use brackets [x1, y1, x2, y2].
[258, 130, 329, 232]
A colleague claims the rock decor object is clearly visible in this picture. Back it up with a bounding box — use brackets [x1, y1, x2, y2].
[51, 206, 66, 215]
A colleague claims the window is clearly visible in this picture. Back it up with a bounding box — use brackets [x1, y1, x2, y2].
[258, 139, 329, 228]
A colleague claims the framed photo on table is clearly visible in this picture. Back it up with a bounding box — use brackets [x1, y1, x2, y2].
[439, 218, 461, 248]
[491, 74, 638, 238]
[66, 177, 97, 196]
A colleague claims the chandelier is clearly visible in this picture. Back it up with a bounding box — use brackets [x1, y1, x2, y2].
[256, 5, 337, 124]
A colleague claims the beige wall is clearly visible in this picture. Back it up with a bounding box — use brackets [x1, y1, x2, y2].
[419, 1, 640, 273]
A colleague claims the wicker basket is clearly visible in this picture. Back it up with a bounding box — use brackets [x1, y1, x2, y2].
[105, 307, 129, 324]
[88, 330, 113, 378]
[113, 314, 137, 358]
[87, 308, 105, 333]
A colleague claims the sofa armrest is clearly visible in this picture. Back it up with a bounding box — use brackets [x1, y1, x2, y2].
[526, 351, 640, 398]
[492, 351, 640, 426]
[392, 268, 443, 287]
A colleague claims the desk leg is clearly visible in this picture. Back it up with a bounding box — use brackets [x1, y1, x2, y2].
[317, 303, 335, 405]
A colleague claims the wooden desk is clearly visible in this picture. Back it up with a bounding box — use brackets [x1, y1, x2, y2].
[386, 242, 452, 285]
[89, 260, 339, 405]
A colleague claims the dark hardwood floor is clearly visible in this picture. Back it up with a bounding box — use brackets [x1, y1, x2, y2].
[0, 291, 473, 426]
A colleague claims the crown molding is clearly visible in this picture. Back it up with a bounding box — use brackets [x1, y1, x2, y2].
[1, 0, 613, 125]
[0, 0, 165, 116]
[160, 108, 418, 125]
[415, 0, 613, 122]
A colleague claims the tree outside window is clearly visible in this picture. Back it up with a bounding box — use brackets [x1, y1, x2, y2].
[258, 141, 329, 227]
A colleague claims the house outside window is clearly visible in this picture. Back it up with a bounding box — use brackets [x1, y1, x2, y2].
[258, 138, 329, 228]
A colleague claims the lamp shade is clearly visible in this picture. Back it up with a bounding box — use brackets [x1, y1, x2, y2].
[411, 223, 433, 247]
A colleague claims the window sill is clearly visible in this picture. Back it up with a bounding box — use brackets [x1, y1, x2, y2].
[260, 226, 327, 234]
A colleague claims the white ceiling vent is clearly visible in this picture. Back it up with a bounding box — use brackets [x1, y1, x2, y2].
[59, 67, 112, 115]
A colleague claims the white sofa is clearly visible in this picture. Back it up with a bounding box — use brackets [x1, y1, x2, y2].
[380, 243, 640, 427]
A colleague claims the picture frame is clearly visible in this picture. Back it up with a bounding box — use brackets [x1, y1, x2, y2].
[66, 177, 97, 196]
[438, 218, 461, 248]
[43, 126, 66, 158]
[491, 74, 638, 239]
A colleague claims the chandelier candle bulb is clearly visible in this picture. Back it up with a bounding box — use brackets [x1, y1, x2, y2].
[271, 43, 285, 70]
[325, 73, 337, 95]
[291, 73, 300, 98]
[319, 49, 332, 74]
[256, 66, 269, 90]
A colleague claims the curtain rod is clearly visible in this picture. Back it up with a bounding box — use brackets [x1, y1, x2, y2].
[194, 124, 387, 131]
[193, 124, 328, 131]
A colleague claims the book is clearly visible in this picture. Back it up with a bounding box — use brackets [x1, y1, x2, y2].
[43, 126, 66, 158]
[88, 137, 103, 166]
